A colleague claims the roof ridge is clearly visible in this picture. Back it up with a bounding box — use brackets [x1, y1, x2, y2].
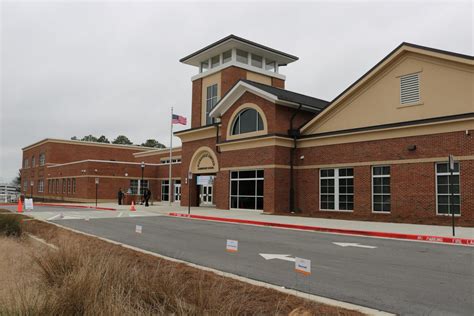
[241, 79, 329, 103]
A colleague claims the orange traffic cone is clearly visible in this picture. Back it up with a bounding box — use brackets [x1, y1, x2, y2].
[130, 200, 136, 212]
[17, 198, 23, 213]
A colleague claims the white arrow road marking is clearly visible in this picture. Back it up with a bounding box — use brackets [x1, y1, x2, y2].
[259, 253, 296, 262]
[118, 212, 123, 217]
[333, 242, 377, 249]
[47, 214, 61, 220]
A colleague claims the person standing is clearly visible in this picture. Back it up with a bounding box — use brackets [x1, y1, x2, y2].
[144, 188, 151, 207]
[117, 188, 124, 205]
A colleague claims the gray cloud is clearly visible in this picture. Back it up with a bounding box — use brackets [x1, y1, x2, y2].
[1, 0, 472, 182]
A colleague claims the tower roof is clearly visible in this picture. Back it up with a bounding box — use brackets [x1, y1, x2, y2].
[180, 34, 298, 67]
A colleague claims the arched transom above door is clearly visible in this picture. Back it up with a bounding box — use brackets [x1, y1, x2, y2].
[189, 146, 219, 174]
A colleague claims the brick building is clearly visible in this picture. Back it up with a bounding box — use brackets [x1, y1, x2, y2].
[20, 35, 473, 225]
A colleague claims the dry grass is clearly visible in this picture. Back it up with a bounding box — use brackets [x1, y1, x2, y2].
[0, 212, 363, 315]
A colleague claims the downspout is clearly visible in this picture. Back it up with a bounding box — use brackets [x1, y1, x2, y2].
[215, 120, 221, 154]
[288, 104, 302, 213]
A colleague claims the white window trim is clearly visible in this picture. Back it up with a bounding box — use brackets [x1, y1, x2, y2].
[371, 166, 391, 214]
[319, 168, 354, 212]
[435, 162, 461, 216]
[161, 180, 170, 201]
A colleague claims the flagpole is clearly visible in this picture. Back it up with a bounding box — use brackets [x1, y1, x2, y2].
[169, 107, 173, 206]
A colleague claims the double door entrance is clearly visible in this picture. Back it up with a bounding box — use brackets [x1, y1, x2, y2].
[196, 175, 215, 206]
[199, 184, 213, 206]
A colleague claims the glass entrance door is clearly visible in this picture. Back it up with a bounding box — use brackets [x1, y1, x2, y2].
[174, 181, 181, 202]
[200, 184, 213, 206]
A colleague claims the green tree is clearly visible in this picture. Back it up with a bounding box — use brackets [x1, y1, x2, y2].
[97, 135, 110, 143]
[81, 135, 98, 142]
[141, 139, 166, 148]
[112, 135, 133, 145]
[12, 171, 21, 190]
[70, 136, 78, 140]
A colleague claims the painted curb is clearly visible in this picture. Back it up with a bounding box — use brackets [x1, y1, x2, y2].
[168, 213, 474, 246]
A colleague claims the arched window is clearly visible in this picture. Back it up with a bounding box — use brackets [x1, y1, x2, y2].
[231, 108, 264, 135]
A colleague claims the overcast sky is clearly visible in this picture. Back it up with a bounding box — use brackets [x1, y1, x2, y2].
[0, 0, 472, 183]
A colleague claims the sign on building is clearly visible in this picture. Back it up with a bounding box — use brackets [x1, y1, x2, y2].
[196, 175, 214, 185]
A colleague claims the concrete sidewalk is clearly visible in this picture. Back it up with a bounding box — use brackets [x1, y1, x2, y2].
[35, 201, 474, 242]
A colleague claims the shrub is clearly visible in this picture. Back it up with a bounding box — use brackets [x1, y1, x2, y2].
[0, 214, 22, 237]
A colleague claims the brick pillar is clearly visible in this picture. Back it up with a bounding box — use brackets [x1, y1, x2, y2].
[214, 171, 229, 209]
[181, 177, 199, 207]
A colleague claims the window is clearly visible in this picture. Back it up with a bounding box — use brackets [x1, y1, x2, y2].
[174, 180, 181, 201]
[231, 108, 264, 135]
[162, 158, 181, 164]
[31, 156, 35, 167]
[223, 50, 232, 63]
[130, 179, 148, 195]
[23, 180, 28, 192]
[48, 179, 51, 193]
[236, 49, 248, 64]
[67, 179, 71, 194]
[55, 179, 59, 194]
[400, 73, 420, 104]
[38, 179, 44, 193]
[200, 60, 208, 73]
[161, 180, 169, 201]
[372, 166, 390, 212]
[436, 162, 460, 215]
[251, 54, 263, 68]
[39, 153, 45, 166]
[265, 59, 276, 72]
[320, 168, 354, 211]
[72, 178, 76, 194]
[24, 159, 29, 169]
[230, 170, 264, 210]
[211, 55, 220, 68]
[206, 84, 218, 125]
[62, 179, 66, 193]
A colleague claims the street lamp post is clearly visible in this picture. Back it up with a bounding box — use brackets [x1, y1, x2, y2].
[141, 162, 145, 201]
[95, 177, 99, 208]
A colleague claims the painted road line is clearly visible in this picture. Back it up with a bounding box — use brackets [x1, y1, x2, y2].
[118, 212, 123, 217]
[333, 242, 378, 249]
[260, 253, 296, 262]
[47, 214, 62, 220]
[168, 213, 474, 246]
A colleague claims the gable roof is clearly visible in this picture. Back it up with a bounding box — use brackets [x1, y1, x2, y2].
[300, 42, 474, 134]
[209, 79, 329, 118]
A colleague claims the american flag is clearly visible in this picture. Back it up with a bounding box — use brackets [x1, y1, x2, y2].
[172, 114, 187, 125]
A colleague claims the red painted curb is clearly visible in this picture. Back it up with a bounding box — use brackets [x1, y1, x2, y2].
[0, 202, 116, 211]
[168, 213, 474, 246]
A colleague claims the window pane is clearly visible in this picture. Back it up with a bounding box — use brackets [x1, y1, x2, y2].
[257, 113, 263, 131]
[236, 49, 248, 64]
[256, 197, 264, 210]
[251, 54, 263, 68]
[231, 197, 238, 208]
[211, 55, 220, 68]
[239, 196, 255, 209]
[239, 180, 256, 196]
[239, 109, 257, 134]
[257, 180, 263, 196]
[437, 163, 448, 173]
[239, 170, 255, 179]
[231, 171, 238, 179]
[200, 61, 208, 72]
[223, 50, 232, 63]
[265, 60, 275, 72]
[232, 117, 240, 135]
[256, 170, 264, 178]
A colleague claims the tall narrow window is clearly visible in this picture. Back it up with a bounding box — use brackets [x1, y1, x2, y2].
[200, 60, 208, 73]
[251, 54, 263, 68]
[206, 84, 218, 125]
[31, 156, 35, 167]
[38, 180, 44, 193]
[161, 180, 169, 201]
[372, 166, 390, 212]
[39, 153, 46, 166]
[436, 162, 460, 215]
[320, 168, 354, 211]
[72, 178, 76, 194]
[265, 59, 276, 72]
[67, 179, 71, 194]
[400, 73, 420, 104]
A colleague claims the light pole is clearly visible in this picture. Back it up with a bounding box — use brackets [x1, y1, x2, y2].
[95, 177, 99, 207]
[141, 162, 145, 201]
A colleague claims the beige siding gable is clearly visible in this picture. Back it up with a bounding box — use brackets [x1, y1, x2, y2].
[303, 52, 473, 135]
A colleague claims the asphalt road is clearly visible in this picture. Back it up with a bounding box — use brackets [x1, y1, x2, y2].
[47, 215, 473, 316]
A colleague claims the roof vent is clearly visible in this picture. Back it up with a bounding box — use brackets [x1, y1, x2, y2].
[400, 73, 420, 105]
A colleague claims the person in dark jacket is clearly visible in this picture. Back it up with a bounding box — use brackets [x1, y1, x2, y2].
[144, 188, 151, 207]
[117, 188, 124, 205]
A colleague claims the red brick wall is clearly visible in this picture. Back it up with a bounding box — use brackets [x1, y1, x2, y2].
[295, 130, 474, 226]
[271, 77, 285, 89]
[221, 66, 247, 96]
[191, 79, 203, 128]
